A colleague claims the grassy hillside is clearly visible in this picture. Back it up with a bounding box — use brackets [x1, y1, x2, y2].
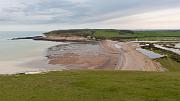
[124, 31, 180, 37]
[119, 30, 180, 41]
[43, 29, 95, 37]
[43, 29, 180, 41]
[1, 71, 180, 101]
[156, 57, 180, 71]
[93, 29, 120, 39]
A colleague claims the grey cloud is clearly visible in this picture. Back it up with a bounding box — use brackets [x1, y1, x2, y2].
[0, 0, 180, 25]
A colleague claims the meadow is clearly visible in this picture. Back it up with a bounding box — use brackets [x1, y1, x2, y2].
[1, 70, 180, 101]
[94, 30, 120, 39]
[119, 31, 180, 41]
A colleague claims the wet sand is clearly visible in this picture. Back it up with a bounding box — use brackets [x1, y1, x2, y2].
[48, 40, 165, 71]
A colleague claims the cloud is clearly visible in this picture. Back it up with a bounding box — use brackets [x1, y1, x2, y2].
[0, 0, 180, 30]
[103, 7, 180, 29]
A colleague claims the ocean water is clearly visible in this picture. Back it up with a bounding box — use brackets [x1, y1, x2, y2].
[0, 31, 65, 74]
[0, 31, 52, 60]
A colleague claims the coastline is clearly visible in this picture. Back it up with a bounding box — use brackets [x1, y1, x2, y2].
[1, 32, 173, 74]
[47, 40, 165, 72]
[0, 39, 165, 75]
[0, 39, 67, 74]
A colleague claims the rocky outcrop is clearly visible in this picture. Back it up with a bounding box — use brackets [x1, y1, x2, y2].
[11, 36, 43, 40]
[11, 36, 91, 42]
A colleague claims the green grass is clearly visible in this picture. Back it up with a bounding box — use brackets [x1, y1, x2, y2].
[1, 71, 180, 101]
[94, 30, 120, 39]
[127, 37, 180, 41]
[119, 31, 180, 37]
[119, 31, 180, 41]
[156, 58, 180, 72]
[93, 30, 180, 41]
[131, 31, 180, 37]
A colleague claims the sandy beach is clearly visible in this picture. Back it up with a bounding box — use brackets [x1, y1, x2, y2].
[0, 37, 165, 74]
[48, 40, 165, 71]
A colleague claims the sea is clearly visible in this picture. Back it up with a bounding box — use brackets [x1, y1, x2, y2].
[0, 31, 65, 74]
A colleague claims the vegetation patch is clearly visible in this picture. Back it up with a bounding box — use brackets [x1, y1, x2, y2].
[1, 71, 180, 101]
[93, 30, 120, 39]
[119, 31, 180, 41]
[156, 57, 180, 72]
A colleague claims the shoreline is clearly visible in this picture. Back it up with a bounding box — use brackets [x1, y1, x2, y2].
[0, 39, 67, 75]
[0, 36, 168, 75]
[47, 40, 165, 72]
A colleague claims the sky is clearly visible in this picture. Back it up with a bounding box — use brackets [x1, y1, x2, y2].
[0, 0, 180, 31]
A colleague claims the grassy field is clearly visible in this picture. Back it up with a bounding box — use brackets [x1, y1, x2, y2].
[1, 70, 180, 101]
[125, 37, 180, 41]
[119, 31, 180, 41]
[93, 30, 180, 41]
[156, 57, 180, 72]
[94, 30, 120, 39]
[127, 31, 180, 37]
